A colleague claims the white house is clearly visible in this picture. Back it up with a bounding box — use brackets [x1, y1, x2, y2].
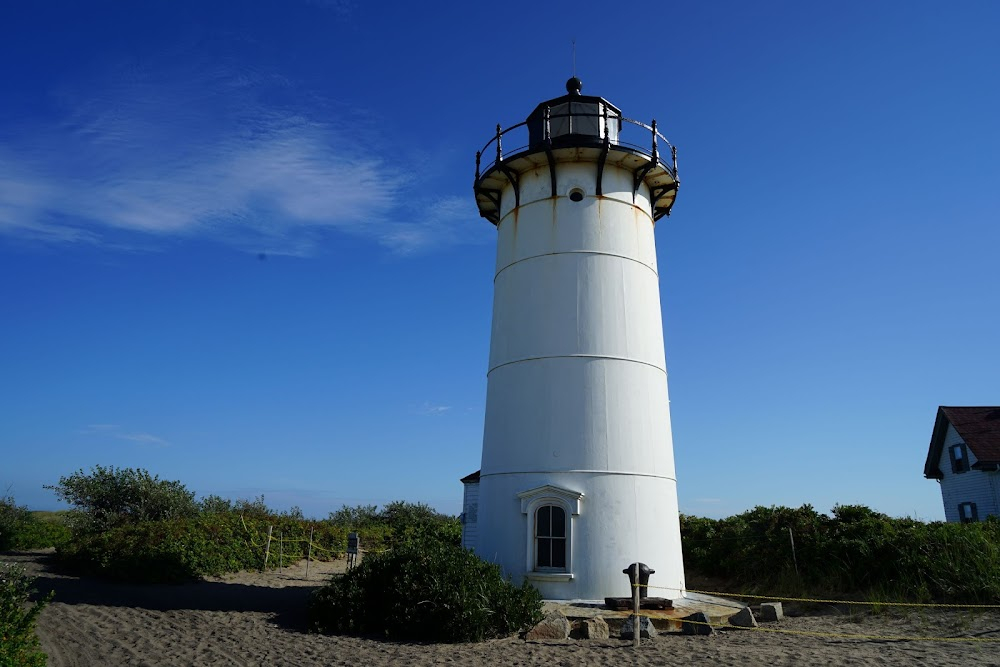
[923, 406, 1000, 522]
[460, 470, 480, 550]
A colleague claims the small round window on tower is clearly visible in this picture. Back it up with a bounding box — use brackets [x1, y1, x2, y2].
[568, 188, 585, 202]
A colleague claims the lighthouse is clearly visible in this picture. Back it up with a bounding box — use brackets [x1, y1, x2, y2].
[464, 78, 685, 601]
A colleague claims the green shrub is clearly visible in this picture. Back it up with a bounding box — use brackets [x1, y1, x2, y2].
[326, 501, 460, 551]
[56, 507, 346, 583]
[1, 497, 34, 551]
[308, 540, 542, 642]
[681, 505, 1000, 603]
[45, 466, 198, 533]
[198, 495, 234, 514]
[0, 562, 52, 667]
[0, 498, 70, 551]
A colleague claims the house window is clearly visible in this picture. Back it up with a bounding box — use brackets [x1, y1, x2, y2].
[535, 505, 567, 569]
[958, 502, 978, 523]
[949, 443, 970, 474]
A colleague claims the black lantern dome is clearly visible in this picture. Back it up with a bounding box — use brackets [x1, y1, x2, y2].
[473, 80, 679, 224]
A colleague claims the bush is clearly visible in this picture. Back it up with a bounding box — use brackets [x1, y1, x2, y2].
[681, 504, 1000, 603]
[326, 501, 461, 551]
[56, 507, 346, 583]
[308, 540, 542, 642]
[0, 498, 70, 551]
[0, 562, 52, 667]
[1, 497, 34, 551]
[45, 466, 198, 533]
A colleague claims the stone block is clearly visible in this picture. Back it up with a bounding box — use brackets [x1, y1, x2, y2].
[729, 606, 758, 628]
[582, 617, 610, 639]
[759, 602, 783, 622]
[619, 615, 657, 640]
[680, 612, 714, 636]
[525, 612, 571, 640]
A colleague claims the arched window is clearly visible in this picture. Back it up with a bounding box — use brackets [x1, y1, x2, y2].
[535, 505, 567, 569]
[518, 484, 583, 582]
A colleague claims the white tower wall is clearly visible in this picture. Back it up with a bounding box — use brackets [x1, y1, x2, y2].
[476, 161, 685, 600]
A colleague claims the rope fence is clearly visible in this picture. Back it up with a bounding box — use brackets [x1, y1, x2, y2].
[239, 517, 1000, 643]
[656, 613, 1000, 643]
[678, 587, 1000, 609]
[238, 514, 366, 577]
[620, 582, 1000, 643]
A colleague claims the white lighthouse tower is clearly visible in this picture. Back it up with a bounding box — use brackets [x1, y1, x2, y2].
[468, 78, 685, 601]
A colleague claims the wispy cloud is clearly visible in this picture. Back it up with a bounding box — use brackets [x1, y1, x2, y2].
[81, 424, 170, 447]
[0, 60, 484, 255]
[415, 402, 452, 416]
[379, 195, 491, 255]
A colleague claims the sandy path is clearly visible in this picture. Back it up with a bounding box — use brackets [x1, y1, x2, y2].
[7, 550, 1000, 666]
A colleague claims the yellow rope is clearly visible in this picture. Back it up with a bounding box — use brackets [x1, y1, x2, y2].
[659, 615, 1000, 643]
[238, 515, 345, 558]
[669, 587, 1000, 609]
[239, 515, 265, 548]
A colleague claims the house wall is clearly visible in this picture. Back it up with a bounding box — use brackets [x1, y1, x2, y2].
[938, 424, 1000, 521]
[461, 481, 479, 550]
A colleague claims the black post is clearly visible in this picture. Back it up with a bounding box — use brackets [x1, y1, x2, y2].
[651, 119, 658, 163]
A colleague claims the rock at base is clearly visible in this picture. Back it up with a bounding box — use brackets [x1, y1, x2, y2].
[525, 612, 571, 640]
[759, 602, 783, 621]
[729, 606, 758, 628]
[619, 615, 657, 640]
[582, 617, 610, 639]
[680, 612, 714, 636]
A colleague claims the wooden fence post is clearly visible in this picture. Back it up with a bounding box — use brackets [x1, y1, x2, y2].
[262, 525, 274, 573]
[633, 562, 641, 649]
[788, 527, 800, 576]
[306, 526, 314, 580]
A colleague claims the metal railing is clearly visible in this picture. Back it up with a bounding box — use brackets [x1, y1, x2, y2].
[475, 107, 677, 183]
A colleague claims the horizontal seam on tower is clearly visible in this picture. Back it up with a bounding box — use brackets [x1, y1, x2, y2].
[479, 470, 677, 482]
[487, 354, 666, 376]
[494, 250, 658, 283]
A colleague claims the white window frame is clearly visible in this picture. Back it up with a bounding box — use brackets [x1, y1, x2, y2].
[517, 484, 583, 583]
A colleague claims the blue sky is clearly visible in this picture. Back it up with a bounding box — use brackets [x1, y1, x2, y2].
[2, 1, 997, 520]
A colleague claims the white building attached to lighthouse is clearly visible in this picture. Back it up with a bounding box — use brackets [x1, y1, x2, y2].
[463, 79, 686, 601]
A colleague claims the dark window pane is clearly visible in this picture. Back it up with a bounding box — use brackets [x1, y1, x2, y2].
[537, 538, 551, 567]
[537, 506, 550, 537]
[552, 538, 566, 568]
[551, 506, 566, 537]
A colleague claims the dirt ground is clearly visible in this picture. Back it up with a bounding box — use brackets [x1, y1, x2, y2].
[7, 549, 1000, 666]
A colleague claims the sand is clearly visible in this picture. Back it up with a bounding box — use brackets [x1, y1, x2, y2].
[6, 549, 1000, 666]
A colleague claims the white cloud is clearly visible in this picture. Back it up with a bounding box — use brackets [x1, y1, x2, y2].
[81, 424, 170, 447]
[0, 61, 484, 256]
[416, 402, 452, 416]
[379, 195, 493, 255]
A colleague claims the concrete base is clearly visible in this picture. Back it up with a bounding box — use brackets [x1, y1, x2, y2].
[543, 592, 743, 634]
